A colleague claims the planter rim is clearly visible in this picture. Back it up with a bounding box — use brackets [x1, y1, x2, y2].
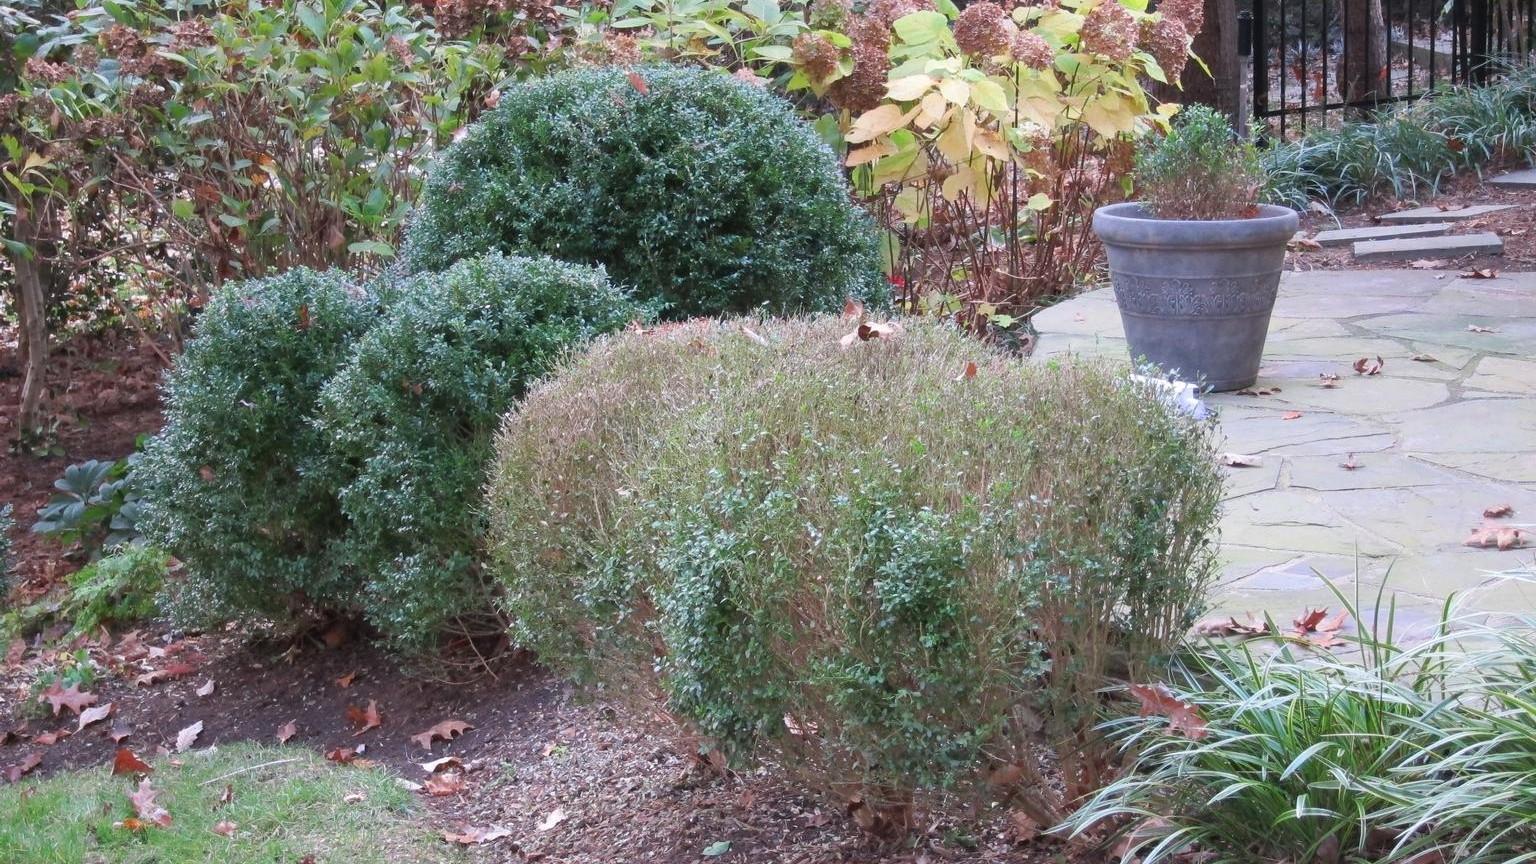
[1093, 202, 1300, 250]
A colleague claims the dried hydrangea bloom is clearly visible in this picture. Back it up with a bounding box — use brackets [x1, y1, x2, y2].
[171, 17, 215, 50]
[1010, 30, 1055, 69]
[868, 0, 936, 26]
[792, 32, 842, 83]
[1157, 0, 1205, 36]
[828, 17, 891, 112]
[23, 58, 74, 85]
[954, 2, 1017, 57]
[1142, 14, 1190, 80]
[602, 31, 644, 66]
[103, 24, 146, 61]
[1079, 0, 1137, 62]
[809, 0, 852, 29]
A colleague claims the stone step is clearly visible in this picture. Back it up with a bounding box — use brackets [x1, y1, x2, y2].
[1352, 232, 1504, 262]
[1378, 204, 1514, 224]
[1312, 222, 1452, 247]
[1489, 168, 1536, 189]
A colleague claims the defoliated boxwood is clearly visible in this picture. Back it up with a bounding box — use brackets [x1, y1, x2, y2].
[400, 65, 887, 319]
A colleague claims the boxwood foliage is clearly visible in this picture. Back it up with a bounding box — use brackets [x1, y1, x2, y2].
[319, 253, 637, 655]
[488, 317, 1224, 828]
[400, 65, 887, 319]
[136, 269, 378, 625]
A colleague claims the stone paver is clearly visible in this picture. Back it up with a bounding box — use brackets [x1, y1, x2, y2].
[1378, 203, 1515, 224]
[1489, 167, 1536, 189]
[1035, 269, 1536, 624]
[1353, 232, 1503, 262]
[1312, 222, 1451, 247]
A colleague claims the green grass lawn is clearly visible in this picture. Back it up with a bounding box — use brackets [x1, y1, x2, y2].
[0, 744, 464, 864]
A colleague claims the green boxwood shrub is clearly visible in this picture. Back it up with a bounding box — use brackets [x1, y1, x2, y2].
[319, 253, 637, 654]
[400, 65, 887, 319]
[488, 317, 1223, 827]
[135, 268, 378, 627]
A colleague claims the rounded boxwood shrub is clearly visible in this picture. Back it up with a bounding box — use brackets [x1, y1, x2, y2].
[400, 65, 888, 318]
[319, 252, 637, 655]
[488, 317, 1223, 829]
[136, 268, 378, 625]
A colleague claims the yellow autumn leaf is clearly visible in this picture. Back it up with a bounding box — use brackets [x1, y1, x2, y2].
[914, 91, 949, 129]
[845, 142, 895, 167]
[1080, 92, 1137, 137]
[847, 104, 911, 143]
[941, 165, 975, 202]
[1026, 192, 1053, 210]
[887, 74, 936, 102]
[970, 78, 1008, 113]
[938, 78, 971, 106]
[870, 146, 928, 189]
[935, 107, 977, 164]
[973, 130, 1010, 161]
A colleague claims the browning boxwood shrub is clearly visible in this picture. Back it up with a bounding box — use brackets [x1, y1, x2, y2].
[400, 65, 887, 318]
[136, 268, 378, 626]
[319, 253, 637, 655]
[489, 317, 1223, 828]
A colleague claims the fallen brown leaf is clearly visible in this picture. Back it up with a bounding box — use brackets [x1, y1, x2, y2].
[1465, 524, 1526, 551]
[195, 680, 215, 698]
[410, 719, 473, 751]
[175, 721, 203, 753]
[1483, 504, 1514, 518]
[1281, 411, 1303, 420]
[1467, 324, 1497, 333]
[1318, 373, 1341, 388]
[5, 753, 42, 784]
[1340, 454, 1361, 471]
[276, 720, 298, 744]
[108, 720, 132, 743]
[422, 771, 465, 797]
[1220, 453, 1263, 468]
[347, 701, 382, 737]
[442, 824, 513, 846]
[1460, 267, 1499, 279]
[212, 820, 237, 837]
[77, 702, 113, 732]
[739, 325, 770, 347]
[1127, 683, 1207, 740]
[842, 298, 864, 320]
[33, 729, 69, 746]
[1352, 356, 1385, 376]
[42, 682, 98, 717]
[334, 671, 356, 689]
[1192, 614, 1270, 638]
[953, 361, 978, 382]
[1410, 354, 1437, 362]
[112, 748, 152, 776]
[130, 778, 172, 827]
[537, 807, 568, 832]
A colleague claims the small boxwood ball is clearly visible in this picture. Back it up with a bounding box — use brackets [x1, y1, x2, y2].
[401, 65, 887, 319]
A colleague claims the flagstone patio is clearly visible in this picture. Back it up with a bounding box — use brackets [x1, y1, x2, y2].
[1034, 269, 1536, 632]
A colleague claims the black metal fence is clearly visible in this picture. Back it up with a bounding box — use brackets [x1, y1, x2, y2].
[1248, 0, 1536, 134]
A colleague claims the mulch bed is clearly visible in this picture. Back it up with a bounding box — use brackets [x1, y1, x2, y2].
[1291, 174, 1536, 273]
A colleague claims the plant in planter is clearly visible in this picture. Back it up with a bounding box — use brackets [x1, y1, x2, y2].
[1093, 106, 1299, 391]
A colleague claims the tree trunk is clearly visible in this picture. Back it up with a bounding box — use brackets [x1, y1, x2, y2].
[1151, 0, 1242, 121]
[11, 200, 50, 441]
[1339, 0, 1387, 106]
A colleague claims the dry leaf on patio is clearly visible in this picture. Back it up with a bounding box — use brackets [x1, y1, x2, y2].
[1483, 504, 1514, 518]
[1318, 373, 1341, 388]
[410, 719, 473, 751]
[1293, 608, 1350, 648]
[130, 778, 172, 828]
[77, 702, 113, 732]
[346, 701, 382, 737]
[1409, 258, 1448, 269]
[1467, 324, 1497, 333]
[42, 682, 98, 717]
[1127, 683, 1207, 740]
[1353, 356, 1385, 376]
[1289, 236, 1323, 251]
[1340, 454, 1362, 470]
[1193, 614, 1270, 638]
[1410, 354, 1437, 362]
[442, 824, 513, 846]
[112, 748, 152, 776]
[175, 721, 203, 753]
[1282, 411, 1303, 420]
[1460, 268, 1499, 279]
[275, 720, 298, 744]
[1465, 524, 1527, 551]
[1220, 453, 1264, 468]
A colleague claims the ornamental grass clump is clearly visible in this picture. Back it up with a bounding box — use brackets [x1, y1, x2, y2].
[319, 253, 636, 656]
[489, 317, 1223, 830]
[1136, 105, 1265, 220]
[401, 65, 887, 319]
[136, 269, 378, 627]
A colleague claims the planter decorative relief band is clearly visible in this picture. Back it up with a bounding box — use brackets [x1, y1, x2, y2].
[1093, 203, 1300, 392]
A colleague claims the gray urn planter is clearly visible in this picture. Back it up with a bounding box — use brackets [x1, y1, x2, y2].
[1092, 203, 1300, 392]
